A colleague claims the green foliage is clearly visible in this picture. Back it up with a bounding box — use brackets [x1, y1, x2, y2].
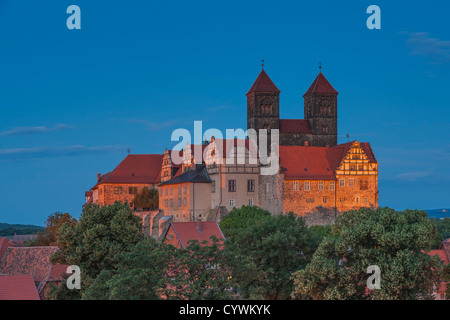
[30, 212, 76, 247]
[133, 187, 159, 211]
[83, 238, 168, 300]
[219, 205, 271, 239]
[166, 236, 234, 300]
[444, 264, 450, 299]
[291, 207, 444, 300]
[83, 236, 233, 300]
[430, 217, 450, 248]
[45, 274, 82, 300]
[51, 202, 143, 297]
[223, 207, 318, 300]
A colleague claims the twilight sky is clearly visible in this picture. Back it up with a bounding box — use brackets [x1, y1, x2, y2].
[1, 0, 449, 225]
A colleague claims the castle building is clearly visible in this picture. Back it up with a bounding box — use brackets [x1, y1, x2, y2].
[85, 67, 379, 224]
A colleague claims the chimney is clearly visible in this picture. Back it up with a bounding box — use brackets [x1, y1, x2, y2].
[97, 173, 101, 182]
[197, 218, 202, 232]
[304, 141, 309, 147]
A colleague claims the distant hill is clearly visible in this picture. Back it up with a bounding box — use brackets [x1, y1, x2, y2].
[0, 223, 44, 237]
[425, 209, 450, 219]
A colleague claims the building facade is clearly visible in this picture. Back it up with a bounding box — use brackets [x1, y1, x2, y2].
[85, 67, 379, 224]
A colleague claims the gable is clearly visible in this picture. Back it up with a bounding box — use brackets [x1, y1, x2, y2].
[334, 141, 378, 174]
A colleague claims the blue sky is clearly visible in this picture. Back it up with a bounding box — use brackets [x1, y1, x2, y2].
[1, 1, 449, 225]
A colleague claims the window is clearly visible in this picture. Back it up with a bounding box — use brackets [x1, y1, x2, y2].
[350, 165, 356, 171]
[165, 188, 168, 195]
[318, 181, 324, 191]
[178, 186, 181, 194]
[304, 181, 310, 191]
[360, 179, 369, 190]
[170, 188, 173, 195]
[178, 198, 181, 206]
[306, 198, 315, 203]
[340, 197, 345, 202]
[183, 198, 187, 206]
[323, 197, 328, 203]
[212, 199, 215, 208]
[322, 124, 329, 134]
[114, 187, 122, 195]
[349, 179, 354, 187]
[340, 179, 345, 187]
[212, 180, 215, 193]
[129, 187, 138, 195]
[330, 181, 335, 191]
[358, 165, 363, 171]
[229, 199, 235, 207]
[247, 179, 255, 192]
[183, 185, 187, 194]
[356, 197, 360, 203]
[248, 198, 253, 206]
[364, 197, 368, 204]
[293, 181, 299, 191]
[170, 199, 173, 207]
[228, 180, 236, 192]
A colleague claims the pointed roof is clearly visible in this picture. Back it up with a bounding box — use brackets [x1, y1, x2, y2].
[304, 72, 338, 96]
[246, 69, 280, 95]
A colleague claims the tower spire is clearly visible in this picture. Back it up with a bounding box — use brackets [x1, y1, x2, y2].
[261, 59, 265, 69]
[319, 61, 322, 72]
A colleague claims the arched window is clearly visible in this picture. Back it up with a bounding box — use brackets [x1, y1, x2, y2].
[263, 123, 271, 133]
[322, 124, 329, 134]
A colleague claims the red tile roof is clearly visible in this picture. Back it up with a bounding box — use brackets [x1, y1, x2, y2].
[280, 146, 337, 180]
[93, 154, 164, 188]
[0, 246, 59, 285]
[279, 119, 312, 134]
[304, 72, 338, 96]
[47, 263, 69, 282]
[246, 69, 281, 95]
[280, 141, 377, 180]
[169, 222, 225, 249]
[0, 238, 14, 261]
[0, 275, 40, 300]
[428, 250, 449, 264]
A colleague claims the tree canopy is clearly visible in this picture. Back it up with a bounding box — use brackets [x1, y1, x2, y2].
[133, 187, 159, 211]
[221, 206, 323, 300]
[291, 207, 444, 300]
[51, 202, 143, 296]
[32, 212, 76, 247]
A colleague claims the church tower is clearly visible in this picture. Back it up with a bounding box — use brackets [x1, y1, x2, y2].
[246, 67, 280, 148]
[303, 70, 338, 147]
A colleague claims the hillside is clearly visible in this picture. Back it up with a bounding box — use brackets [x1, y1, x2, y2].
[0, 223, 44, 237]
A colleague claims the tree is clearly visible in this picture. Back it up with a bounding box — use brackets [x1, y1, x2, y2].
[222, 206, 318, 300]
[133, 187, 159, 211]
[32, 212, 77, 247]
[83, 238, 169, 300]
[83, 236, 233, 300]
[219, 205, 271, 239]
[50, 202, 143, 297]
[430, 217, 450, 248]
[291, 207, 444, 300]
[165, 236, 234, 300]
